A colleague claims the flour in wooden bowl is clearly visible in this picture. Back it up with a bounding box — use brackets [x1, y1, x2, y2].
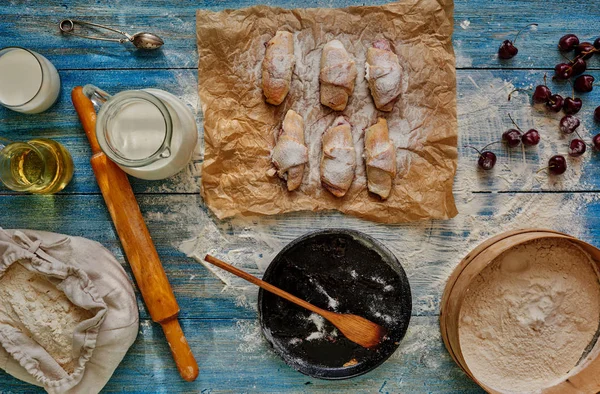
[459, 238, 600, 393]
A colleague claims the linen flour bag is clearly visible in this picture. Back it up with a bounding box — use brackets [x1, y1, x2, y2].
[0, 228, 139, 393]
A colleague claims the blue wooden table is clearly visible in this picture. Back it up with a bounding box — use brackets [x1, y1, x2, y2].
[2, 0, 600, 392]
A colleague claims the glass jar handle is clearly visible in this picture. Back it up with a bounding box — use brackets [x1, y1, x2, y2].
[83, 84, 111, 112]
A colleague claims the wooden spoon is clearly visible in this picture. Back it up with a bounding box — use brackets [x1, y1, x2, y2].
[204, 254, 387, 349]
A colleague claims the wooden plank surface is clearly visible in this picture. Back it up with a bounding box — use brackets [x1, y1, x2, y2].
[1, 0, 599, 392]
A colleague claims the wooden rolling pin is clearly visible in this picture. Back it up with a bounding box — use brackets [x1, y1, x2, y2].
[71, 86, 199, 382]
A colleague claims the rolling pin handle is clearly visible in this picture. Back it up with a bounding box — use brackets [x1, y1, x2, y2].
[161, 318, 199, 382]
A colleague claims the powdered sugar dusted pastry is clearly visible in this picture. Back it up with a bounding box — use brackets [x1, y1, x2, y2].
[321, 116, 356, 197]
[319, 40, 357, 111]
[271, 110, 307, 191]
[364, 118, 396, 199]
[365, 40, 402, 112]
[262, 31, 295, 105]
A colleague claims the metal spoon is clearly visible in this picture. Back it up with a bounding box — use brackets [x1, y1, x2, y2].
[59, 19, 164, 50]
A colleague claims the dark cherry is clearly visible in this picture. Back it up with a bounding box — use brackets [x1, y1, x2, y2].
[595, 37, 600, 50]
[595, 106, 600, 122]
[522, 129, 540, 146]
[546, 94, 563, 112]
[570, 57, 587, 76]
[575, 42, 596, 60]
[568, 139, 586, 157]
[499, 40, 518, 59]
[478, 151, 497, 170]
[498, 23, 537, 60]
[558, 34, 580, 51]
[502, 129, 522, 147]
[563, 97, 582, 115]
[548, 155, 567, 175]
[593, 134, 600, 150]
[574, 75, 595, 93]
[559, 115, 580, 134]
[554, 63, 573, 80]
[532, 85, 552, 104]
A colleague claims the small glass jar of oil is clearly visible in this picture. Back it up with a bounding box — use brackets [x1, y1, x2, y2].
[0, 138, 74, 194]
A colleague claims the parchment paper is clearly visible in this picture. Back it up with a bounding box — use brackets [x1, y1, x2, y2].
[197, 0, 457, 223]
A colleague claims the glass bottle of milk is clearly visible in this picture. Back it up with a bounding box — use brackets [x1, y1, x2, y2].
[0, 47, 61, 114]
[83, 84, 198, 180]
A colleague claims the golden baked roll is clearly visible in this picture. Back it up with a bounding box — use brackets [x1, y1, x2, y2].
[364, 118, 396, 199]
[271, 110, 307, 191]
[365, 40, 402, 112]
[321, 116, 356, 197]
[262, 31, 295, 105]
[319, 40, 357, 111]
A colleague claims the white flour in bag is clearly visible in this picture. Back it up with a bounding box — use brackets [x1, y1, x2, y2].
[0, 262, 92, 373]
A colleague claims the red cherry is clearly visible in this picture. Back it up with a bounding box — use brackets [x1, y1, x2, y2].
[548, 155, 567, 175]
[574, 75, 595, 93]
[546, 94, 563, 112]
[522, 129, 540, 146]
[532, 85, 551, 104]
[554, 63, 573, 80]
[559, 115, 580, 134]
[558, 34, 580, 51]
[595, 106, 600, 122]
[563, 97, 582, 115]
[499, 40, 518, 59]
[575, 42, 596, 60]
[570, 58, 587, 76]
[478, 151, 497, 170]
[502, 129, 522, 147]
[593, 134, 600, 150]
[568, 139, 586, 157]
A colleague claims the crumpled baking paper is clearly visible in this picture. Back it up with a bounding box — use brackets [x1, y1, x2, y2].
[197, 0, 457, 223]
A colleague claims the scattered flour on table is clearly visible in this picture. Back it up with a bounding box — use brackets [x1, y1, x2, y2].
[459, 239, 600, 393]
[173, 60, 598, 368]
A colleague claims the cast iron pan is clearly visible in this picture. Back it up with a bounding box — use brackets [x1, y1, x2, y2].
[258, 229, 412, 379]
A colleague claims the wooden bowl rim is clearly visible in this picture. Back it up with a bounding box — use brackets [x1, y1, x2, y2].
[440, 229, 600, 393]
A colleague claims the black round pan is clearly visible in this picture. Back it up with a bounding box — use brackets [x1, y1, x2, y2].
[258, 229, 412, 379]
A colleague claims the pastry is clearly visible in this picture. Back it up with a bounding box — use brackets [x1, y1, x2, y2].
[321, 116, 356, 197]
[319, 40, 357, 111]
[262, 31, 295, 105]
[365, 40, 402, 112]
[271, 110, 307, 191]
[364, 118, 396, 199]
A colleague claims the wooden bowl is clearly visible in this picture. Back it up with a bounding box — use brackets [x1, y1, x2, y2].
[440, 229, 600, 393]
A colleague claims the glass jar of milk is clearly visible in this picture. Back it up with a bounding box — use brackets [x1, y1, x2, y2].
[83, 84, 198, 180]
[0, 47, 61, 114]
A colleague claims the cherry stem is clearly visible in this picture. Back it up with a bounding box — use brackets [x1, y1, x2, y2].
[560, 52, 574, 63]
[507, 113, 523, 132]
[573, 130, 593, 148]
[507, 88, 531, 101]
[481, 141, 502, 151]
[536, 166, 550, 174]
[464, 145, 484, 158]
[567, 79, 575, 98]
[543, 73, 547, 87]
[513, 23, 538, 44]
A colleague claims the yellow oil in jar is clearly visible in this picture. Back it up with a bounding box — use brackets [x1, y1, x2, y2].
[0, 138, 74, 194]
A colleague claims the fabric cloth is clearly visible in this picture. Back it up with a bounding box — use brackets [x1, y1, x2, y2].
[0, 228, 139, 393]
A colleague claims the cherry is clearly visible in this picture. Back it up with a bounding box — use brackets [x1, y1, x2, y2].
[574, 75, 594, 93]
[546, 94, 563, 112]
[570, 58, 586, 76]
[478, 151, 497, 170]
[558, 34, 580, 52]
[548, 155, 567, 175]
[595, 106, 600, 122]
[568, 139, 586, 157]
[499, 40, 518, 59]
[554, 63, 573, 80]
[465, 145, 497, 170]
[522, 129, 540, 146]
[563, 97, 582, 115]
[595, 37, 600, 50]
[559, 115, 580, 134]
[503, 129, 522, 147]
[575, 42, 596, 60]
[498, 23, 538, 59]
[532, 85, 552, 104]
[593, 134, 600, 150]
